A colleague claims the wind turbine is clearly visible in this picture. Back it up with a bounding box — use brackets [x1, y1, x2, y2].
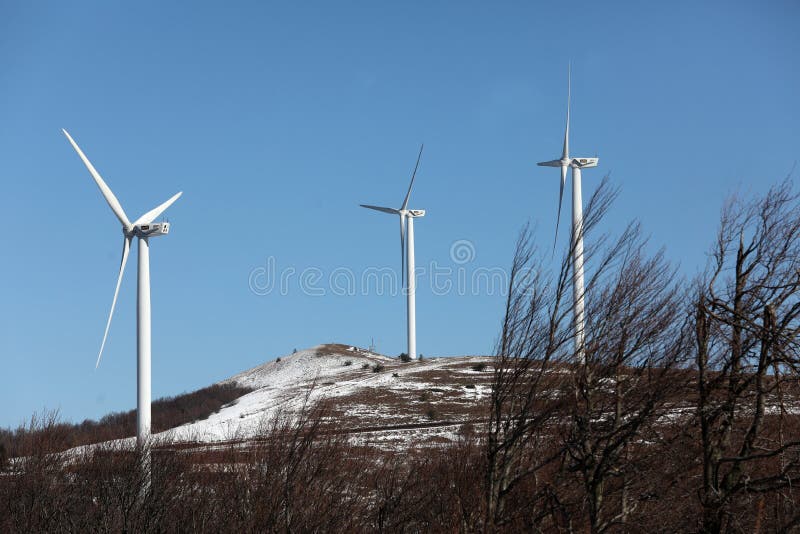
[62, 129, 182, 449]
[537, 67, 598, 364]
[360, 145, 425, 360]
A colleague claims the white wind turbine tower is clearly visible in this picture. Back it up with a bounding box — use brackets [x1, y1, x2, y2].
[361, 145, 425, 360]
[537, 67, 598, 364]
[63, 129, 182, 449]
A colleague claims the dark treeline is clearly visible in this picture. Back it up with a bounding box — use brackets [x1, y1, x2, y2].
[1, 179, 800, 532]
[0, 383, 253, 458]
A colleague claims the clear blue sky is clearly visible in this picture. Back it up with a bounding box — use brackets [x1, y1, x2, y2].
[1, 1, 798, 428]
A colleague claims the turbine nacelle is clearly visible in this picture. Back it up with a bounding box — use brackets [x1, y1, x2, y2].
[402, 209, 425, 218]
[570, 157, 598, 169]
[537, 157, 599, 169]
[125, 222, 171, 238]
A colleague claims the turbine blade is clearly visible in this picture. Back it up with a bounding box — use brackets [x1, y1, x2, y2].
[554, 165, 567, 252]
[62, 129, 132, 229]
[562, 65, 571, 160]
[401, 144, 424, 211]
[96, 236, 132, 368]
[133, 191, 183, 226]
[537, 159, 562, 167]
[360, 204, 400, 215]
[400, 214, 406, 288]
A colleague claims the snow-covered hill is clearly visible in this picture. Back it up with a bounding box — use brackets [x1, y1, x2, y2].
[159, 344, 494, 449]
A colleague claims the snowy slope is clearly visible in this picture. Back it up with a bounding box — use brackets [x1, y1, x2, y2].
[158, 344, 494, 447]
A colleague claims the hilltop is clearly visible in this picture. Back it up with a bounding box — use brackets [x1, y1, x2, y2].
[161, 343, 493, 448]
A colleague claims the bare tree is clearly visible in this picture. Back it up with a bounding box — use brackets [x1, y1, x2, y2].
[565, 232, 689, 532]
[487, 178, 692, 532]
[694, 179, 800, 531]
[487, 222, 573, 530]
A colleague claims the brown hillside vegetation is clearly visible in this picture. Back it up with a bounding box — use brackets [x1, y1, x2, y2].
[0, 384, 797, 532]
[0, 383, 253, 458]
